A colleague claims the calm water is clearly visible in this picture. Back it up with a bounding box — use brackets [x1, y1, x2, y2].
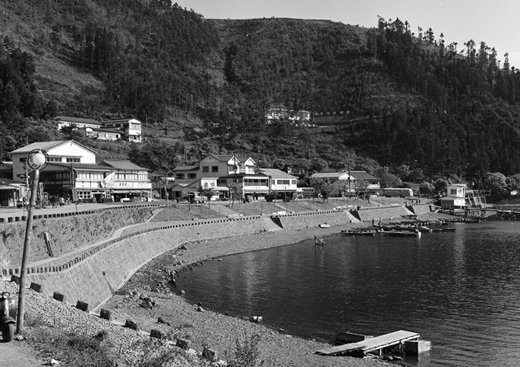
[175, 222, 520, 366]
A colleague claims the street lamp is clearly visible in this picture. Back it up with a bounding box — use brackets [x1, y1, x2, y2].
[17, 149, 48, 335]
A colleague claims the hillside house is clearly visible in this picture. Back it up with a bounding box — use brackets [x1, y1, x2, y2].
[265, 103, 289, 123]
[100, 118, 142, 142]
[54, 116, 103, 130]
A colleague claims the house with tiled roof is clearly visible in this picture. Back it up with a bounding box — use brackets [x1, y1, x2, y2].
[54, 116, 103, 130]
[101, 160, 152, 202]
[11, 140, 97, 183]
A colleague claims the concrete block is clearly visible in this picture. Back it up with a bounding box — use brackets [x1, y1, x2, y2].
[202, 347, 218, 362]
[30, 282, 43, 293]
[150, 329, 164, 339]
[53, 292, 65, 302]
[405, 340, 431, 355]
[124, 319, 139, 331]
[76, 300, 89, 312]
[176, 338, 191, 350]
[99, 309, 112, 321]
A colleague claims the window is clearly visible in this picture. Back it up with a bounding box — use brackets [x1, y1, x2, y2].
[176, 173, 185, 179]
[291, 180, 297, 185]
[19, 158, 26, 163]
[202, 166, 209, 173]
[212, 166, 219, 173]
[188, 173, 197, 179]
[66, 158, 80, 163]
[450, 189, 457, 195]
[48, 157, 62, 162]
[277, 179, 290, 185]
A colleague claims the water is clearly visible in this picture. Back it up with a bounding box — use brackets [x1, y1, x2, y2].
[175, 222, 520, 366]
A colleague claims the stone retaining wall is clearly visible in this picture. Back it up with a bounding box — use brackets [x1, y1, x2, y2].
[276, 210, 359, 229]
[354, 206, 415, 222]
[24, 216, 269, 309]
[5, 205, 431, 311]
[407, 204, 432, 215]
[0, 206, 155, 265]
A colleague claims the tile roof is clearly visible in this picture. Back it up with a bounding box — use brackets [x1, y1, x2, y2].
[258, 168, 297, 179]
[54, 116, 102, 125]
[103, 160, 149, 171]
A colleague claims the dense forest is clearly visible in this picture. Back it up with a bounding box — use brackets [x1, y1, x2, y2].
[2, 0, 520, 195]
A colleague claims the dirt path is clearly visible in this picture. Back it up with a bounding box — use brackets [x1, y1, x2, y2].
[0, 339, 45, 367]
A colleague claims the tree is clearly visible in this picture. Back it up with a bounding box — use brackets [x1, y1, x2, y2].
[198, 185, 215, 208]
[433, 178, 450, 196]
[483, 172, 508, 198]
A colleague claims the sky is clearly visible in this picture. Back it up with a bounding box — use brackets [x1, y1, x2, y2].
[174, 0, 520, 69]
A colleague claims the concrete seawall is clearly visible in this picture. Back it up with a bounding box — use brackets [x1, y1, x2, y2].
[17, 205, 430, 311]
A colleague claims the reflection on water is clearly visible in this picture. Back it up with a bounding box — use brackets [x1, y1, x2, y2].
[176, 222, 520, 366]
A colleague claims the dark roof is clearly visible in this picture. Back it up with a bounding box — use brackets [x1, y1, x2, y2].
[173, 165, 199, 171]
[47, 163, 112, 171]
[349, 171, 379, 181]
[258, 168, 297, 179]
[103, 160, 149, 171]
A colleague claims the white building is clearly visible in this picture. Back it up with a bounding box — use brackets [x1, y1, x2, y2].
[101, 118, 142, 142]
[11, 140, 96, 183]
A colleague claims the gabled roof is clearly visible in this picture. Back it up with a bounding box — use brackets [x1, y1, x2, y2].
[103, 160, 149, 171]
[349, 171, 379, 181]
[258, 168, 297, 179]
[10, 140, 98, 155]
[311, 172, 350, 179]
[54, 116, 102, 125]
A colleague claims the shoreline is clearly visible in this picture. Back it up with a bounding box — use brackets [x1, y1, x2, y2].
[102, 213, 449, 366]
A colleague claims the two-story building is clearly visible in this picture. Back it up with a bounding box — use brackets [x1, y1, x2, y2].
[101, 118, 142, 143]
[11, 141, 97, 183]
[54, 116, 103, 130]
[9, 141, 152, 203]
[101, 160, 152, 202]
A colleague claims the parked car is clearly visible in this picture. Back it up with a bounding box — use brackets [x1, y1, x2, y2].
[187, 192, 206, 204]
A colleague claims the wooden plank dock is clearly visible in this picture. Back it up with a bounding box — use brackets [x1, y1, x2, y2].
[316, 330, 420, 356]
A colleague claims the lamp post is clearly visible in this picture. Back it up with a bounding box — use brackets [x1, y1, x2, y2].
[17, 149, 48, 335]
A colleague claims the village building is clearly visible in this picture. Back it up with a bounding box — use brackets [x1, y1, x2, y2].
[9, 141, 152, 204]
[54, 116, 103, 130]
[101, 118, 142, 142]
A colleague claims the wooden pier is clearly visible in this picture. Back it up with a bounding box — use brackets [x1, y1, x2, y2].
[316, 330, 420, 356]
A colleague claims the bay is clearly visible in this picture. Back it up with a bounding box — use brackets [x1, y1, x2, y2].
[175, 222, 520, 366]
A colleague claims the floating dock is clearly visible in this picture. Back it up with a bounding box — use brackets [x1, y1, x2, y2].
[316, 330, 420, 356]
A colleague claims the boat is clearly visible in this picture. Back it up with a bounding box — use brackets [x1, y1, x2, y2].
[319, 223, 331, 228]
[341, 229, 377, 236]
[380, 230, 421, 238]
[431, 227, 456, 232]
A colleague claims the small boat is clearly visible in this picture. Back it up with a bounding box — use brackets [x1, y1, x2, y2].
[431, 227, 456, 232]
[380, 230, 421, 238]
[341, 229, 377, 236]
[319, 223, 331, 228]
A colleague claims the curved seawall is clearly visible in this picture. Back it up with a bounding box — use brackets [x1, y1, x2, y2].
[17, 205, 429, 310]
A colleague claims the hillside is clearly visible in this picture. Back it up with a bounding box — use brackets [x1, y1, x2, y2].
[1, 0, 520, 184]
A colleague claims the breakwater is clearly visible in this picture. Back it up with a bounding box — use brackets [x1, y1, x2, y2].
[3, 204, 430, 310]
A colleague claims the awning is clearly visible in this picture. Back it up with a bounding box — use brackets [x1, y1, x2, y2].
[0, 185, 18, 190]
[210, 186, 229, 191]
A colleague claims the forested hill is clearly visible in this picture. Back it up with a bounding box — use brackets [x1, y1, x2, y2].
[2, 0, 520, 182]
